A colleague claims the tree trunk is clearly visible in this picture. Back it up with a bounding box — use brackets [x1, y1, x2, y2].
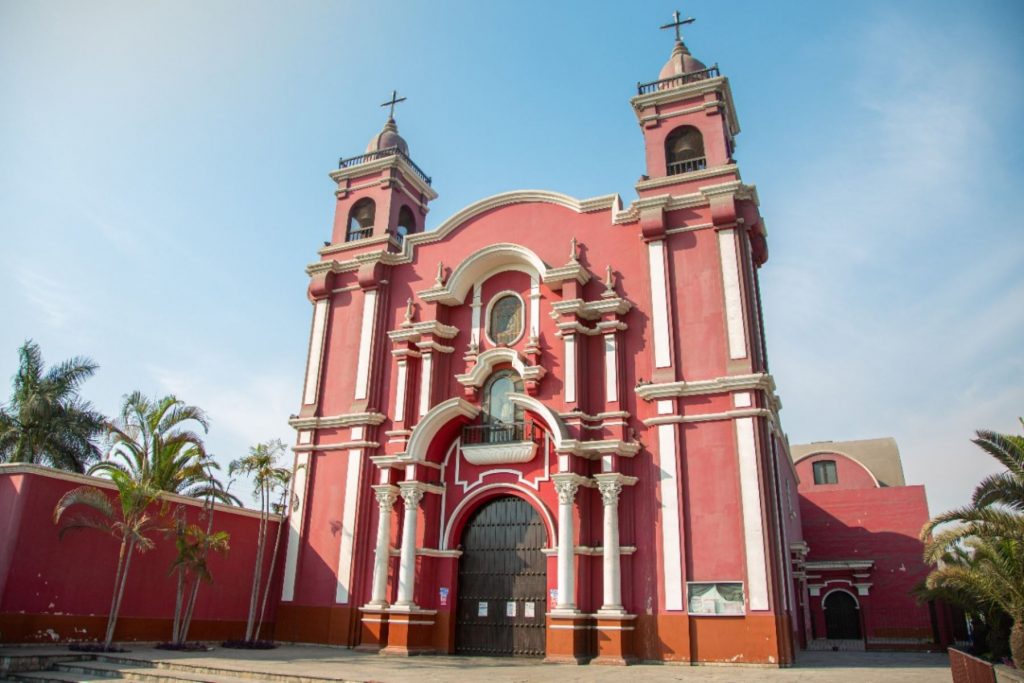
[172, 569, 185, 643]
[103, 539, 129, 649]
[1010, 617, 1023, 671]
[255, 489, 287, 641]
[180, 488, 218, 643]
[245, 487, 268, 641]
[104, 538, 135, 649]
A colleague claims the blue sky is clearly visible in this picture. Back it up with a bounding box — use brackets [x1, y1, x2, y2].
[1, 1, 1022, 514]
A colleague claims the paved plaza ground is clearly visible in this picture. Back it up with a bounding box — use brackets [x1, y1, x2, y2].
[0, 645, 952, 682]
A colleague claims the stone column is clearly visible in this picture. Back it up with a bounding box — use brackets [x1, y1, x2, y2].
[552, 475, 581, 612]
[395, 485, 425, 608]
[367, 485, 398, 607]
[597, 477, 624, 613]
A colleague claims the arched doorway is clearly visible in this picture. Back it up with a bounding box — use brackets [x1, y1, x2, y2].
[824, 590, 862, 640]
[455, 496, 547, 656]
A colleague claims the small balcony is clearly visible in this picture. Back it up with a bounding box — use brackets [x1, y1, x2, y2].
[346, 225, 374, 242]
[667, 156, 707, 176]
[337, 146, 433, 186]
[460, 419, 542, 466]
[636, 64, 720, 96]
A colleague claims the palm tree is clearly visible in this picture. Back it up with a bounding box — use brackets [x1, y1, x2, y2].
[229, 439, 291, 643]
[53, 468, 162, 649]
[90, 392, 238, 505]
[167, 505, 230, 646]
[0, 340, 104, 472]
[921, 420, 1024, 667]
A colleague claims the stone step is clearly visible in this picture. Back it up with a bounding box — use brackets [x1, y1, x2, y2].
[54, 660, 257, 683]
[9, 671, 112, 683]
[93, 656, 363, 683]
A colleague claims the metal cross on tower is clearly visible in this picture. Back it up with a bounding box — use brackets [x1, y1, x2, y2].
[380, 90, 406, 120]
[660, 10, 695, 43]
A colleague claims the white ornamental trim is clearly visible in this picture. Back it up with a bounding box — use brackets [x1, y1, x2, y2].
[636, 372, 776, 401]
[455, 348, 546, 389]
[387, 320, 459, 342]
[288, 412, 387, 430]
[461, 441, 538, 466]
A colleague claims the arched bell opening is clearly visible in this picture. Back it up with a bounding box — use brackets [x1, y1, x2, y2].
[664, 125, 706, 176]
[347, 198, 376, 242]
[454, 494, 549, 657]
[395, 204, 416, 243]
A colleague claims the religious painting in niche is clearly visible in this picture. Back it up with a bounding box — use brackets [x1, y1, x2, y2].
[488, 294, 523, 345]
[687, 582, 745, 615]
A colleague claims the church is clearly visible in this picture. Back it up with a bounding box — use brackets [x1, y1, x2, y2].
[270, 15, 947, 666]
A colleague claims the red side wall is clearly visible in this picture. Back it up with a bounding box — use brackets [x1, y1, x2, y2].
[0, 467, 282, 644]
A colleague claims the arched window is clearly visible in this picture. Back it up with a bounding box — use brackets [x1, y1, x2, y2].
[396, 205, 416, 242]
[487, 294, 524, 346]
[665, 126, 706, 176]
[347, 198, 375, 242]
[481, 370, 524, 442]
[812, 460, 838, 485]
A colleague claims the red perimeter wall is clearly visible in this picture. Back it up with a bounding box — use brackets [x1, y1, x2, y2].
[0, 465, 282, 644]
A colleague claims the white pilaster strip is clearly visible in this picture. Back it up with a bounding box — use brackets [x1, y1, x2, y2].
[648, 240, 672, 368]
[302, 299, 330, 406]
[281, 452, 310, 601]
[471, 283, 482, 347]
[736, 416, 769, 610]
[354, 289, 379, 400]
[718, 229, 748, 360]
[564, 335, 577, 403]
[530, 275, 541, 337]
[394, 360, 408, 422]
[418, 352, 433, 417]
[656, 400, 683, 611]
[334, 448, 363, 603]
[604, 334, 618, 403]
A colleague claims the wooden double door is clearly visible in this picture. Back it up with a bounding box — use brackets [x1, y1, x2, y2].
[455, 496, 547, 657]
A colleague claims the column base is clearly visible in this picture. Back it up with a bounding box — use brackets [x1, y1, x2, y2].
[356, 606, 389, 652]
[379, 607, 437, 656]
[545, 612, 592, 664]
[592, 613, 637, 665]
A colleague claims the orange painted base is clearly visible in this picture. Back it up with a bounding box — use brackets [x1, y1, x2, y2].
[379, 608, 437, 656]
[356, 608, 388, 652]
[592, 614, 637, 665]
[545, 613, 592, 664]
[274, 604, 356, 645]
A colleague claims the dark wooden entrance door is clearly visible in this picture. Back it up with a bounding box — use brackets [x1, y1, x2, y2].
[455, 496, 547, 656]
[824, 590, 862, 639]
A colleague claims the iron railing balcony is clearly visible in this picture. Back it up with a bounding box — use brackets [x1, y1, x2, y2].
[637, 64, 720, 96]
[345, 226, 373, 242]
[462, 419, 542, 446]
[337, 146, 433, 186]
[667, 156, 708, 176]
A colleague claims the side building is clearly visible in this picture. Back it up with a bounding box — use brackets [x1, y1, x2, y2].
[792, 437, 953, 650]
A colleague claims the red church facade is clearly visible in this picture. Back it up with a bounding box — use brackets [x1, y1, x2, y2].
[275, 32, 802, 665]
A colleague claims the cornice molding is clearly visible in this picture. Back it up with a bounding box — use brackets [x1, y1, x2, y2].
[556, 439, 641, 459]
[550, 297, 631, 320]
[387, 320, 459, 342]
[635, 372, 776, 401]
[455, 348, 546, 389]
[635, 164, 741, 192]
[294, 440, 380, 452]
[642, 407, 771, 427]
[288, 412, 387, 430]
[328, 154, 438, 202]
[629, 75, 741, 137]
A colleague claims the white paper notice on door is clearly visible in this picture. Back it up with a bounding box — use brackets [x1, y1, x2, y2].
[524, 602, 535, 618]
[506, 601, 517, 617]
[478, 601, 488, 617]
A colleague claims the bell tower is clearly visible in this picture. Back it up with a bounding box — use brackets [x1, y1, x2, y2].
[631, 11, 740, 188]
[327, 91, 438, 251]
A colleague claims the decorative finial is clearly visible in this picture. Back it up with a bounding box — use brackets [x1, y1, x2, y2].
[602, 265, 616, 298]
[435, 261, 445, 286]
[380, 89, 407, 121]
[569, 237, 578, 263]
[660, 9, 695, 45]
[402, 297, 415, 327]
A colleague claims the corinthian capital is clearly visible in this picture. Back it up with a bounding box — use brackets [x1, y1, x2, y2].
[554, 479, 580, 505]
[374, 487, 398, 511]
[598, 479, 623, 506]
[400, 486, 425, 509]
